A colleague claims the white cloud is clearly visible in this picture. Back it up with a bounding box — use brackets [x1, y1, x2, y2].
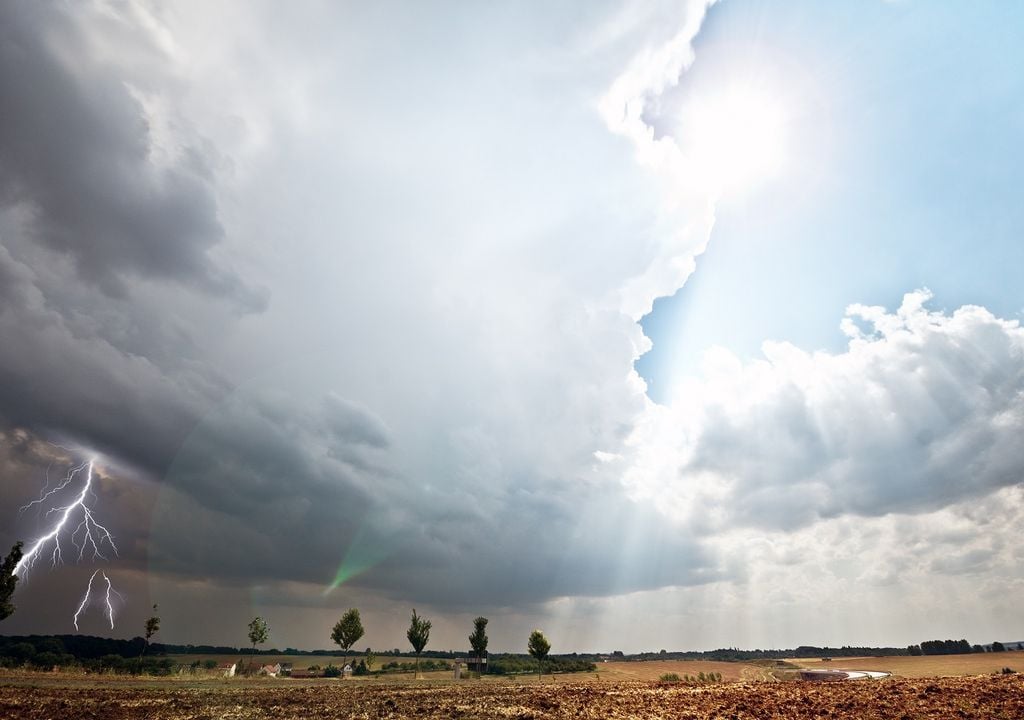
[625, 290, 1024, 532]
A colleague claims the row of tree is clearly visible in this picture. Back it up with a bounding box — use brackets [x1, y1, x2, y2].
[906, 639, 1021, 655]
[249, 608, 553, 678]
[1, 543, 559, 678]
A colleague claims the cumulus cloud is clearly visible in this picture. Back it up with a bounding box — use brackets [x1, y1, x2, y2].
[625, 290, 1024, 531]
[599, 0, 718, 321]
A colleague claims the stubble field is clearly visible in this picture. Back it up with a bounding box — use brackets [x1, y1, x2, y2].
[790, 651, 1024, 678]
[1, 671, 1022, 719]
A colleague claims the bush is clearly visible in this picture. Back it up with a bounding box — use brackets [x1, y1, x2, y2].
[29, 651, 77, 670]
[379, 659, 453, 674]
[487, 655, 596, 676]
[659, 673, 681, 682]
[323, 664, 342, 678]
[9, 642, 36, 662]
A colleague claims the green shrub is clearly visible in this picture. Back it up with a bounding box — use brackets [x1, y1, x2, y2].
[323, 664, 342, 678]
[659, 673, 681, 682]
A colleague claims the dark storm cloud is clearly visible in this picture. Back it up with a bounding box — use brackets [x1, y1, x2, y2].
[0, 0, 711, 626]
[0, 282, 204, 474]
[0, 1, 269, 494]
[0, 1, 265, 310]
[323, 395, 391, 450]
[132, 378, 722, 603]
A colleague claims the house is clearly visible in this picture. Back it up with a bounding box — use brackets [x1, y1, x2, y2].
[259, 663, 282, 677]
[343, 664, 353, 678]
[219, 663, 237, 678]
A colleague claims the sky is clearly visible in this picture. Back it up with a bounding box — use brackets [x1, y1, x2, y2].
[1, 0, 1022, 655]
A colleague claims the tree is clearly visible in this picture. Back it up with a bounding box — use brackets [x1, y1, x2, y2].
[406, 608, 431, 678]
[247, 616, 269, 672]
[527, 629, 551, 679]
[364, 647, 376, 672]
[468, 616, 489, 676]
[331, 608, 365, 664]
[0, 542, 24, 622]
[992, 641, 1006, 653]
[138, 604, 160, 670]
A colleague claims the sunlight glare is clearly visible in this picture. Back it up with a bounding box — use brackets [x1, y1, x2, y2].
[684, 84, 788, 194]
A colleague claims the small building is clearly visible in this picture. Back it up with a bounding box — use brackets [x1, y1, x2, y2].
[219, 663, 237, 678]
[343, 664, 353, 678]
[279, 663, 293, 677]
[259, 663, 282, 677]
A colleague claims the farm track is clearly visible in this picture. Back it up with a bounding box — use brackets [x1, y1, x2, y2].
[1, 675, 1022, 719]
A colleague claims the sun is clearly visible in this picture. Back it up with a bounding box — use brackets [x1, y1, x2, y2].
[682, 84, 788, 194]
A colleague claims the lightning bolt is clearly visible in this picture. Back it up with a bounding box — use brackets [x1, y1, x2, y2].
[73, 570, 121, 630]
[13, 458, 123, 629]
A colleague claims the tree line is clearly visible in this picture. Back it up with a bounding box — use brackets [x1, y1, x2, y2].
[0, 598, 569, 678]
[907, 639, 1020, 655]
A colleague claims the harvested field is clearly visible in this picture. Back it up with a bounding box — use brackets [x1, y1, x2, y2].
[792, 650, 1024, 678]
[1, 674, 1022, 719]
[595, 659, 770, 682]
[166, 656, 770, 683]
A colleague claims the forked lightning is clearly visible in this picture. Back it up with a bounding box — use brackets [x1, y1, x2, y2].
[14, 458, 122, 628]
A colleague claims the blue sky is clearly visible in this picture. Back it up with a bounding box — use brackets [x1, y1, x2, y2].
[639, 0, 1024, 402]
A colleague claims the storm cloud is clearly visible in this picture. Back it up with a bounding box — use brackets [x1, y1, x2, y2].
[1, 1, 1021, 652]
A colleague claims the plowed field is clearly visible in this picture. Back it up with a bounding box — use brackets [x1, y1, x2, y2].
[1, 674, 1022, 719]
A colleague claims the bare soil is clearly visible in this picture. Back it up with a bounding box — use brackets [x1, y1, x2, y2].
[1, 673, 1022, 719]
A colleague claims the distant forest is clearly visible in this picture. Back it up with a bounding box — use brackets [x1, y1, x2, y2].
[0, 634, 924, 663]
[4, 634, 1019, 667]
